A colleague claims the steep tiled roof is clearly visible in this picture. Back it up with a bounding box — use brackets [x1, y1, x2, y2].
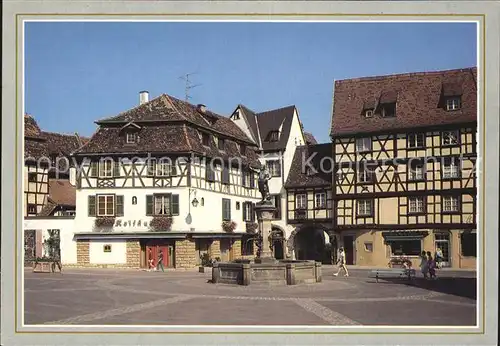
[304, 132, 317, 145]
[48, 179, 76, 206]
[285, 143, 332, 188]
[75, 95, 262, 168]
[256, 105, 296, 151]
[24, 114, 42, 138]
[42, 131, 85, 155]
[237, 104, 259, 143]
[95, 94, 255, 145]
[331, 67, 477, 137]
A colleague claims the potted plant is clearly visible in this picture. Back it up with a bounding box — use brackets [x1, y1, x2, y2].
[222, 220, 237, 233]
[149, 216, 173, 232]
[94, 217, 116, 230]
[245, 222, 258, 234]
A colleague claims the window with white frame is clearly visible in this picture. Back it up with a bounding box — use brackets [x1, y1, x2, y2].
[154, 194, 171, 215]
[97, 195, 115, 216]
[99, 160, 113, 178]
[443, 158, 460, 179]
[446, 97, 461, 111]
[156, 160, 175, 176]
[408, 133, 425, 148]
[126, 132, 137, 144]
[364, 109, 374, 118]
[358, 169, 373, 183]
[243, 202, 253, 222]
[356, 138, 372, 152]
[266, 160, 281, 177]
[315, 192, 326, 208]
[409, 196, 425, 213]
[357, 199, 373, 216]
[442, 131, 459, 146]
[442, 196, 459, 212]
[409, 162, 425, 181]
[296, 194, 307, 210]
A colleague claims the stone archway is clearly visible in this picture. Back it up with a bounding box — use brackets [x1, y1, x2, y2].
[291, 224, 334, 264]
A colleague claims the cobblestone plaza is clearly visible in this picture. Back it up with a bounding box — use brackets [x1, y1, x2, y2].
[24, 267, 476, 326]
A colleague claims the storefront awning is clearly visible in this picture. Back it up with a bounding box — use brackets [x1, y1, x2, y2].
[382, 230, 428, 241]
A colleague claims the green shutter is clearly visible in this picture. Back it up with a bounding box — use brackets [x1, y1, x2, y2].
[251, 203, 255, 222]
[88, 195, 96, 216]
[148, 159, 156, 176]
[146, 195, 153, 215]
[116, 195, 124, 216]
[171, 194, 179, 215]
[242, 202, 247, 221]
[114, 161, 120, 177]
[228, 199, 231, 220]
[276, 160, 282, 177]
[90, 162, 98, 177]
[249, 172, 255, 188]
[171, 162, 177, 176]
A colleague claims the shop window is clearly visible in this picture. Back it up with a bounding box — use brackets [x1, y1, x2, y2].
[389, 239, 422, 256]
[460, 232, 476, 257]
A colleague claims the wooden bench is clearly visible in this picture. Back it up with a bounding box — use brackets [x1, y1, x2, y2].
[369, 268, 416, 283]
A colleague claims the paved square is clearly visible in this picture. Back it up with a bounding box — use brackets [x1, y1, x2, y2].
[24, 267, 476, 326]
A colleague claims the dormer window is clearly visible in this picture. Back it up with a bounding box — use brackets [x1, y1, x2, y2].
[381, 103, 396, 117]
[269, 131, 279, 142]
[126, 132, 137, 144]
[364, 109, 374, 118]
[446, 97, 461, 111]
[201, 132, 210, 146]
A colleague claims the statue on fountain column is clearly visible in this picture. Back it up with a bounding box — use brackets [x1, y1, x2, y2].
[257, 166, 272, 204]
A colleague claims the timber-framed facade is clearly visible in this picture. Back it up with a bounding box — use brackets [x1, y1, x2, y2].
[330, 67, 478, 269]
[71, 92, 263, 269]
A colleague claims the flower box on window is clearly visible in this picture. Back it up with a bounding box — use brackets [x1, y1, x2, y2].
[94, 217, 116, 229]
[245, 222, 258, 234]
[149, 216, 173, 232]
[222, 220, 237, 233]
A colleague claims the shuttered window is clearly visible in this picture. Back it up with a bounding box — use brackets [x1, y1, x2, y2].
[242, 202, 255, 222]
[113, 161, 120, 177]
[146, 194, 179, 216]
[88, 195, 96, 216]
[90, 162, 98, 178]
[147, 158, 157, 176]
[116, 195, 124, 216]
[206, 163, 215, 182]
[97, 195, 114, 216]
[222, 198, 231, 221]
[221, 165, 230, 185]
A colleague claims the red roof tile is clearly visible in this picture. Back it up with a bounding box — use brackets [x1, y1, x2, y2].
[331, 67, 477, 137]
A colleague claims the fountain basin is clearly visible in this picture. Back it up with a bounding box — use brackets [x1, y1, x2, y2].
[211, 260, 322, 286]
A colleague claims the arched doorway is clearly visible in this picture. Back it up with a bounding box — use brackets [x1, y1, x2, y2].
[294, 226, 331, 263]
[271, 227, 285, 260]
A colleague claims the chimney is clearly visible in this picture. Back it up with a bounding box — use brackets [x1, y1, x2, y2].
[139, 91, 149, 105]
[197, 104, 207, 114]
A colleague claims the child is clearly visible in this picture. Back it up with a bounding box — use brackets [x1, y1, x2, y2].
[435, 247, 443, 269]
[427, 251, 437, 280]
[419, 251, 428, 279]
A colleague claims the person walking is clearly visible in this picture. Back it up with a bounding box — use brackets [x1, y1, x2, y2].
[156, 249, 165, 272]
[427, 251, 437, 280]
[333, 247, 349, 277]
[419, 250, 429, 279]
[435, 247, 443, 269]
[148, 248, 155, 271]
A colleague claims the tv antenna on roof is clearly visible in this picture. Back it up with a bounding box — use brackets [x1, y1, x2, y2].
[179, 72, 202, 101]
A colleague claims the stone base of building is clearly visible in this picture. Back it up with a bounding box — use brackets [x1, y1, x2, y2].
[337, 228, 477, 270]
[73, 233, 257, 269]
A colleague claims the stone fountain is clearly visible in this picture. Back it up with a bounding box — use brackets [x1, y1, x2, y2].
[211, 167, 321, 286]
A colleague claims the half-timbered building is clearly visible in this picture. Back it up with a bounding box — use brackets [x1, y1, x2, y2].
[24, 114, 86, 265]
[330, 67, 477, 269]
[284, 143, 334, 263]
[71, 92, 262, 269]
[230, 104, 313, 258]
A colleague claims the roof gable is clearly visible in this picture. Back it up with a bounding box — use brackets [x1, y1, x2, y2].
[285, 143, 332, 188]
[331, 67, 477, 137]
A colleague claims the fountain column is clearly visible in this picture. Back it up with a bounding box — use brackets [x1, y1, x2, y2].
[254, 202, 277, 264]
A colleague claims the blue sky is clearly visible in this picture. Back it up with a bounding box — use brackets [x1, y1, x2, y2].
[25, 22, 477, 143]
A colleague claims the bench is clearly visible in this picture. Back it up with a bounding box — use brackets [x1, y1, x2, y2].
[369, 268, 416, 283]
